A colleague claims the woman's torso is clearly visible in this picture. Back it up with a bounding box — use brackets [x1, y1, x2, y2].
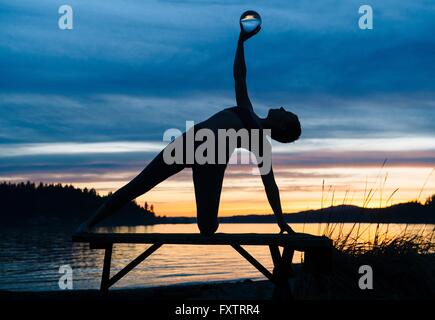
[167, 107, 266, 167]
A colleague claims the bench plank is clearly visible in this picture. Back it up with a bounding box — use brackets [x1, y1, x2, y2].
[72, 232, 332, 251]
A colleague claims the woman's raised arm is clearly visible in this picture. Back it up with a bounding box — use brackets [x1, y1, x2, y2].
[233, 26, 260, 110]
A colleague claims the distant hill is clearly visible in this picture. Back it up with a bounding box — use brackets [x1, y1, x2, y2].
[0, 182, 158, 226]
[218, 201, 435, 224]
[161, 196, 434, 224]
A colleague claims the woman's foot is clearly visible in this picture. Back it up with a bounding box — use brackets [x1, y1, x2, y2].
[278, 221, 295, 234]
[76, 221, 93, 234]
[76, 206, 106, 234]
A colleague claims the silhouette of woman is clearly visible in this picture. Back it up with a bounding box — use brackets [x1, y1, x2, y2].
[79, 17, 301, 235]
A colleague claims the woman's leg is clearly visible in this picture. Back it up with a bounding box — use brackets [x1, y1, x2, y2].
[192, 164, 227, 236]
[81, 151, 185, 230]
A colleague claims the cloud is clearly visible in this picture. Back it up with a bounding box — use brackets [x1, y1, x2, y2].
[1, 0, 435, 145]
[1, 93, 434, 145]
[0, 141, 164, 157]
[1, 0, 434, 97]
[0, 0, 434, 196]
[1, 136, 434, 158]
[0, 140, 433, 181]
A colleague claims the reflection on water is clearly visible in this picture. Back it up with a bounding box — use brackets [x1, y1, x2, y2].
[0, 223, 432, 291]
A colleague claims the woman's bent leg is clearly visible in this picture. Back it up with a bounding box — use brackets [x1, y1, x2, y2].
[193, 164, 226, 236]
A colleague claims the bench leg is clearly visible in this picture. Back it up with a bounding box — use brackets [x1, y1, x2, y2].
[231, 244, 275, 283]
[282, 246, 295, 277]
[304, 246, 333, 274]
[269, 245, 294, 300]
[101, 245, 113, 293]
[95, 243, 162, 293]
[269, 246, 294, 282]
[107, 243, 162, 289]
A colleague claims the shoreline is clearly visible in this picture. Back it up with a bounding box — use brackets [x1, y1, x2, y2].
[0, 279, 275, 300]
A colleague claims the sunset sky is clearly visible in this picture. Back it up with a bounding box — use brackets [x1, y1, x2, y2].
[1, 0, 434, 216]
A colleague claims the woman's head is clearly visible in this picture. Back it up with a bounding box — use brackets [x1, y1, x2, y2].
[265, 107, 301, 143]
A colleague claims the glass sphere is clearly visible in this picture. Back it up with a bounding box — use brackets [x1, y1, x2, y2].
[240, 10, 262, 33]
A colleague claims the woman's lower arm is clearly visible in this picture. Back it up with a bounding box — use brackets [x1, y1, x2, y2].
[267, 185, 283, 219]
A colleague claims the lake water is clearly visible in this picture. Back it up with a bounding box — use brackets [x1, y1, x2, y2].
[0, 223, 432, 291]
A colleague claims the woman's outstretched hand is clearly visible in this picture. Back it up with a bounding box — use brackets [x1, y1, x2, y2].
[278, 220, 295, 234]
[239, 25, 261, 42]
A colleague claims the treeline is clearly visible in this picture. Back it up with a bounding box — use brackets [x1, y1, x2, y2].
[425, 194, 435, 207]
[0, 182, 158, 226]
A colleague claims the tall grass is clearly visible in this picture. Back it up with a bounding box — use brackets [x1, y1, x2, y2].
[294, 163, 435, 299]
[318, 160, 435, 253]
[296, 226, 435, 299]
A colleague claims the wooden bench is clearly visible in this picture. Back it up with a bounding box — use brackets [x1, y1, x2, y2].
[72, 232, 333, 293]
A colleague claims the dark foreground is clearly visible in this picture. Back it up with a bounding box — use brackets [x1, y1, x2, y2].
[1, 280, 274, 301]
[1, 252, 433, 320]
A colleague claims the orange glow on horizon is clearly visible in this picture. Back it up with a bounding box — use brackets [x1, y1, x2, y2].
[69, 165, 435, 217]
